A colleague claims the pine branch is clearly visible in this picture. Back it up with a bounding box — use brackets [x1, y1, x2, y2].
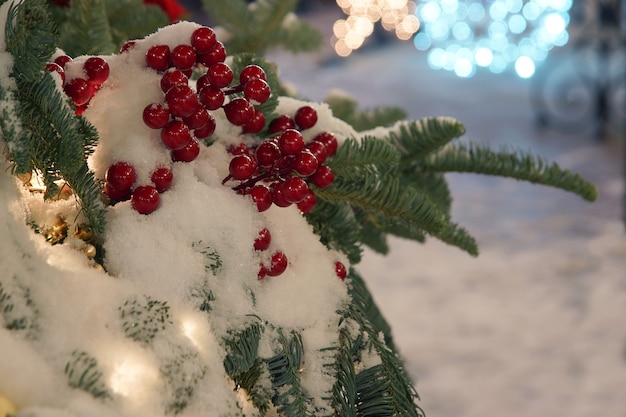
[418, 142, 599, 202]
[202, 0, 322, 54]
[57, 0, 117, 56]
[324, 92, 407, 132]
[315, 175, 449, 239]
[327, 136, 400, 182]
[329, 329, 358, 417]
[65, 350, 112, 399]
[266, 330, 312, 417]
[105, 0, 169, 49]
[388, 117, 466, 164]
[306, 200, 363, 264]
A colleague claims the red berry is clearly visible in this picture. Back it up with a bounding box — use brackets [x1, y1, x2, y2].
[228, 143, 250, 156]
[63, 78, 92, 106]
[243, 79, 271, 104]
[161, 120, 193, 150]
[151, 167, 173, 192]
[194, 118, 216, 139]
[335, 262, 347, 280]
[120, 40, 136, 53]
[207, 63, 233, 88]
[54, 55, 72, 68]
[160, 68, 189, 93]
[171, 44, 196, 70]
[191, 27, 217, 53]
[196, 73, 212, 91]
[131, 185, 160, 214]
[267, 251, 288, 276]
[239, 64, 267, 84]
[268, 114, 295, 134]
[45, 62, 65, 83]
[83, 57, 109, 85]
[165, 84, 200, 118]
[143, 103, 170, 129]
[314, 132, 338, 156]
[294, 105, 318, 130]
[254, 228, 271, 251]
[293, 150, 319, 177]
[198, 86, 225, 110]
[255, 140, 281, 167]
[105, 161, 136, 191]
[242, 109, 266, 134]
[306, 141, 328, 164]
[223, 97, 254, 126]
[229, 154, 257, 180]
[282, 176, 309, 204]
[146, 44, 171, 71]
[171, 138, 200, 162]
[309, 165, 335, 188]
[250, 185, 272, 212]
[182, 106, 211, 129]
[258, 264, 268, 280]
[296, 189, 317, 213]
[270, 182, 291, 207]
[196, 41, 226, 66]
[104, 182, 131, 201]
[278, 129, 304, 155]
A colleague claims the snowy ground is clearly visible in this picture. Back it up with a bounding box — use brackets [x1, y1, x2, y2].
[267, 8, 626, 417]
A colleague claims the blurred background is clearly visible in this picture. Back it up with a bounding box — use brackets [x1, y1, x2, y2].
[187, 1, 626, 416]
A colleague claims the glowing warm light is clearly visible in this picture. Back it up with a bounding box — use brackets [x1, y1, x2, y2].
[110, 355, 159, 397]
[414, 0, 573, 78]
[333, 0, 419, 56]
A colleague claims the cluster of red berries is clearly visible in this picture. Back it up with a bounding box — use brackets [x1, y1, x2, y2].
[104, 162, 173, 214]
[93, 25, 275, 215]
[254, 227, 346, 281]
[46, 55, 110, 114]
[225, 106, 337, 214]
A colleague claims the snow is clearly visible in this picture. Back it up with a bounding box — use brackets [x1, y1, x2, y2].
[0, 19, 355, 417]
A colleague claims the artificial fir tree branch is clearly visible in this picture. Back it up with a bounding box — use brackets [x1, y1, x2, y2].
[56, 0, 117, 56]
[306, 200, 363, 263]
[201, 0, 322, 54]
[324, 92, 408, 131]
[1, 0, 107, 234]
[327, 136, 400, 181]
[416, 142, 599, 201]
[388, 117, 467, 163]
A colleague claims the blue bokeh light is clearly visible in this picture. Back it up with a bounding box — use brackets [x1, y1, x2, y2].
[415, 0, 572, 77]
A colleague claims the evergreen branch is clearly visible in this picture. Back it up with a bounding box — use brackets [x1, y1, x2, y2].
[305, 200, 363, 264]
[329, 329, 358, 417]
[387, 117, 466, 164]
[57, 0, 117, 56]
[418, 142, 599, 201]
[327, 136, 400, 181]
[266, 330, 312, 417]
[223, 322, 264, 378]
[325, 92, 407, 131]
[346, 270, 424, 417]
[105, 0, 169, 49]
[65, 350, 112, 399]
[203, 0, 321, 54]
[315, 175, 449, 239]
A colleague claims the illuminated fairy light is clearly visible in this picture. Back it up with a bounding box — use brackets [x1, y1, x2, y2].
[413, 0, 572, 78]
[109, 354, 160, 398]
[334, 0, 421, 57]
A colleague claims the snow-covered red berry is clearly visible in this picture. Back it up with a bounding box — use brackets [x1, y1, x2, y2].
[131, 185, 160, 214]
[151, 167, 174, 192]
[83, 57, 109, 85]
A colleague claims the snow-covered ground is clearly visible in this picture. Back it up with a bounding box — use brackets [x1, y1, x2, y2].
[268, 11, 626, 417]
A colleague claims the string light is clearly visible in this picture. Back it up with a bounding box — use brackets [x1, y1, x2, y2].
[413, 0, 573, 78]
[333, 0, 421, 57]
